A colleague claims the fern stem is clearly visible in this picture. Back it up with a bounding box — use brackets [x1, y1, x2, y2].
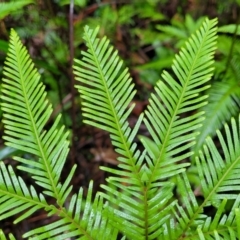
[143, 186, 149, 239]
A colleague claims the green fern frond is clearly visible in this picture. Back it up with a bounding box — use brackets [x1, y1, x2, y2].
[22, 181, 116, 240]
[1, 29, 72, 200]
[197, 116, 240, 202]
[192, 80, 240, 159]
[173, 115, 240, 239]
[142, 18, 218, 183]
[0, 162, 48, 223]
[0, 0, 33, 20]
[196, 197, 240, 239]
[74, 26, 143, 180]
[1, 29, 114, 239]
[170, 173, 240, 239]
[74, 26, 148, 237]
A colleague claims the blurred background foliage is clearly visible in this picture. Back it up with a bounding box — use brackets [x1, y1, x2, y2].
[1, 0, 240, 236]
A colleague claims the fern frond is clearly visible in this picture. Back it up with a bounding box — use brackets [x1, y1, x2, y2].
[23, 182, 116, 240]
[74, 26, 141, 178]
[169, 173, 240, 239]
[197, 116, 240, 202]
[142, 18, 218, 184]
[192, 80, 240, 159]
[0, 0, 33, 20]
[74, 26, 150, 237]
[1, 29, 112, 240]
[1, 29, 72, 200]
[196, 197, 240, 239]
[0, 162, 48, 223]
[74, 25, 145, 182]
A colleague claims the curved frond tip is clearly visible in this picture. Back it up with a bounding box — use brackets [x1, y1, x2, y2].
[1, 29, 70, 200]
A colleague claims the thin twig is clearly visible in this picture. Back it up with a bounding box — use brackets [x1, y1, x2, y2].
[69, 0, 76, 165]
[222, 8, 240, 78]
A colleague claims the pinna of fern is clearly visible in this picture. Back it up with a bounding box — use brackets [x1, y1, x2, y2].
[0, 29, 115, 239]
[0, 229, 16, 240]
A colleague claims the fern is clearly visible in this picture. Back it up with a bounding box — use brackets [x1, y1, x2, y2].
[0, 29, 113, 239]
[1, 17, 240, 239]
[192, 80, 240, 158]
[0, 0, 33, 20]
[74, 17, 218, 238]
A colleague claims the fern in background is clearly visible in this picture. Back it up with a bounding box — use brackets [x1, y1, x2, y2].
[192, 25, 240, 158]
[1, 17, 240, 239]
[192, 79, 240, 159]
[0, 0, 33, 20]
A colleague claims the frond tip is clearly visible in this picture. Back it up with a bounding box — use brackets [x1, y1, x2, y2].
[1, 29, 70, 200]
[142, 17, 218, 184]
[74, 25, 137, 134]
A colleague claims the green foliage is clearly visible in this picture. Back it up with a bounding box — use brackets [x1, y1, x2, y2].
[138, 15, 240, 153]
[192, 25, 240, 158]
[58, 0, 87, 7]
[0, 0, 33, 20]
[218, 24, 240, 35]
[0, 29, 112, 240]
[1, 17, 240, 239]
